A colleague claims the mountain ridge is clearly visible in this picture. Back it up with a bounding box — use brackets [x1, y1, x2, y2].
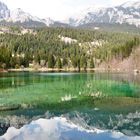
[0, 2, 54, 27]
[66, 1, 140, 27]
[0, 1, 140, 28]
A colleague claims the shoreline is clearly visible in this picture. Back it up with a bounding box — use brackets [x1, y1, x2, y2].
[0, 69, 8, 73]
[5, 67, 139, 74]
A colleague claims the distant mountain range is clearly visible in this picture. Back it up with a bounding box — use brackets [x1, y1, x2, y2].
[0, 1, 140, 28]
[0, 1, 54, 27]
[66, 1, 140, 27]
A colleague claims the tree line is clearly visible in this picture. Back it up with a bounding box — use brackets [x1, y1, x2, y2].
[0, 27, 140, 70]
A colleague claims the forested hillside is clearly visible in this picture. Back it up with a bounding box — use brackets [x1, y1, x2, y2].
[0, 27, 140, 70]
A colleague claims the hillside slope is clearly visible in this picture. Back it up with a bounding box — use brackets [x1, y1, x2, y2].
[98, 46, 140, 72]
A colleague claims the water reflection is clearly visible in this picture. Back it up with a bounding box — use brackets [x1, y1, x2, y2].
[0, 72, 140, 137]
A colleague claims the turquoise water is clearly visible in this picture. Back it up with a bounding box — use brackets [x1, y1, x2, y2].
[0, 72, 140, 137]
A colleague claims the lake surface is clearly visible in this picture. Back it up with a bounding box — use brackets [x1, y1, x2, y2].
[0, 72, 140, 140]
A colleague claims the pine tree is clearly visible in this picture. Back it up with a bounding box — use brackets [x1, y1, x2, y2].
[90, 57, 95, 68]
[48, 54, 55, 68]
[80, 55, 87, 70]
[56, 57, 62, 69]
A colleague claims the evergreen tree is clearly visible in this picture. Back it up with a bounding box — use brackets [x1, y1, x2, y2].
[80, 55, 87, 70]
[90, 57, 95, 68]
[63, 58, 68, 67]
[56, 57, 62, 69]
[0, 26, 139, 69]
[48, 54, 55, 68]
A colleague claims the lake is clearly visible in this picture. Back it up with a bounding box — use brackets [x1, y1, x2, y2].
[0, 72, 140, 140]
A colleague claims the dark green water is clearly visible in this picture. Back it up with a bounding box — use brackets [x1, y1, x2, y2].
[0, 72, 140, 136]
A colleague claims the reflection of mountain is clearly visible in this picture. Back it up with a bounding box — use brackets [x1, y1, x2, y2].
[1, 117, 140, 140]
[0, 96, 140, 136]
[0, 73, 140, 136]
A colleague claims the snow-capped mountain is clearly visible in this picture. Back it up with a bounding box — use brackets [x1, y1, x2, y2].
[0, 2, 53, 27]
[67, 1, 140, 27]
[7, 8, 41, 23]
[121, 1, 140, 8]
[0, 1, 10, 19]
[41, 18, 54, 26]
[7, 8, 54, 26]
[0, 1, 140, 28]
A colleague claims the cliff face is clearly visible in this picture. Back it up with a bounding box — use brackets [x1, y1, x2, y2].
[98, 46, 140, 72]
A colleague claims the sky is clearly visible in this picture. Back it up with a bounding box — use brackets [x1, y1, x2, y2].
[1, 0, 138, 20]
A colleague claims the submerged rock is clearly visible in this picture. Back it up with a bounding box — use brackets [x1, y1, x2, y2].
[0, 105, 20, 111]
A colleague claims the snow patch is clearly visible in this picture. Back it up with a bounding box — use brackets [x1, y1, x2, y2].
[67, 1, 140, 27]
[6, 8, 54, 26]
[59, 35, 77, 44]
[121, 1, 140, 9]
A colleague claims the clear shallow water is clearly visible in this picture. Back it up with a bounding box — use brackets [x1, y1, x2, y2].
[0, 72, 140, 139]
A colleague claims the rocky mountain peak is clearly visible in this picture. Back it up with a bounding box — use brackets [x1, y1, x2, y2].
[66, 1, 140, 27]
[120, 1, 140, 8]
[0, 1, 10, 19]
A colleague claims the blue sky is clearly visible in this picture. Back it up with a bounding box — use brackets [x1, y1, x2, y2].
[2, 0, 138, 20]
